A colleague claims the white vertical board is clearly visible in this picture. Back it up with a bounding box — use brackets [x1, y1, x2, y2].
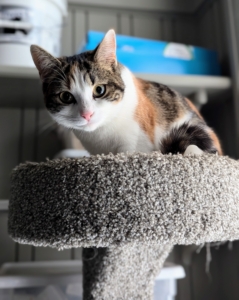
[175, 19, 197, 45]
[158, 18, 165, 40]
[35, 247, 71, 261]
[61, 10, 74, 56]
[21, 109, 36, 162]
[73, 248, 82, 260]
[37, 109, 62, 161]
[212, 2, 222, 55]
[17, 108, 38, 262]
[74, 11, 86, 53]
[0, 109, 20, 199]
[198, 5, 216, 50]
[67, 3, 201, 48]
[205, 5, 216, 50]
[161, 18, 174, 42]
[218, 0, 229, 71]
[119, 15, 131, 35]
[0, 212, 16, 265]
[133, 16, 161, 40]
[88, 11, 117, 32]
[232, 0, 239, 55]
[18, 245, 32, 262]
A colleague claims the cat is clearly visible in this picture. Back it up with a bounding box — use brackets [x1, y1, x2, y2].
[30, 29, 222, 156]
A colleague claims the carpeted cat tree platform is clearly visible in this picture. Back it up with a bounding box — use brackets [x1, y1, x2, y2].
[8, 153, 239, 299]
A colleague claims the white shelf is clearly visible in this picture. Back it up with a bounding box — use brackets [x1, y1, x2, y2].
[0, 65, 232, 107]
[0, 65, 38, 79]
[135, 73, 232, 97]
[68, 0, 205, 14]
[0, 260, 183, 289]
[0, 260, 83, 288]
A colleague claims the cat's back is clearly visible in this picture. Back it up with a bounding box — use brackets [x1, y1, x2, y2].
[134, 77, 202, 129]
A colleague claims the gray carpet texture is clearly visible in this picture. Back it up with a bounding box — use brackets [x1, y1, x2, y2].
[8, 152, 239, 299]
[82, 243, 173, 300]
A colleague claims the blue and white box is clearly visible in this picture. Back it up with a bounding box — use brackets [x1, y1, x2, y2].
[78, 31, 221, 76]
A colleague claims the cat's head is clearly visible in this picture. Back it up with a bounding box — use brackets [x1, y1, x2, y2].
[30, 29, 125, 132]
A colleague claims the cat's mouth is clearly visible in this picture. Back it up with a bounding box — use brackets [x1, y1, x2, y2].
[74, 117, 102, 132]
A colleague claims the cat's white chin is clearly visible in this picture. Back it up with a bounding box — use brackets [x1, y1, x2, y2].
[80, 123, 99, 132]
[75, 120, 102, 132]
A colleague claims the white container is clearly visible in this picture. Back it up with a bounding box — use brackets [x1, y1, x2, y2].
[0, 0, 67, 66]
[0, 261, 83, 300]
[0, 260, 184, 300]
[154, 262, 185, 300]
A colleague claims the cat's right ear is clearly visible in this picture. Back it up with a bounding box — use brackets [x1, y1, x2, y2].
[94, 29, 117, 66]
[30, 45, 61, 75]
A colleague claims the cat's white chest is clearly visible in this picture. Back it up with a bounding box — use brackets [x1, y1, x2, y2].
[75, 118, 154, 155]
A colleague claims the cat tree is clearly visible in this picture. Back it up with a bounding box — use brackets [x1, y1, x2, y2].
[8, 152, 239, 299]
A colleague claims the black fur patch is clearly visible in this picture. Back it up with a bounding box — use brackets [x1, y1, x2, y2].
[161, 123, 217, 154]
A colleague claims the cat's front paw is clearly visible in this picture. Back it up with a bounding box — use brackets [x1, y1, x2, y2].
[184, 145, 204, 156]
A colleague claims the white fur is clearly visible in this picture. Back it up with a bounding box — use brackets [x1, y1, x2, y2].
[184, 145, 204, 156]
[154, 126, 167, 151]
[74, 67, 154, 154]
[171, 112, 192, 130]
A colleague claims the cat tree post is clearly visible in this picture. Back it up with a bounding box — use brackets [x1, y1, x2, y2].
[82, 244, 172, 299]
[8, 153, 239, 299]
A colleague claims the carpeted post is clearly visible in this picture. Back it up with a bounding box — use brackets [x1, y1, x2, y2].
[83, 244, 173, 300]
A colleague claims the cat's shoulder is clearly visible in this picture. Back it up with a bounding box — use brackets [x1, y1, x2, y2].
[135, 77, 184, 102]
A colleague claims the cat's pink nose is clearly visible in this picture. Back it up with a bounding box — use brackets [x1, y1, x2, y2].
[81, 112, 93, 121]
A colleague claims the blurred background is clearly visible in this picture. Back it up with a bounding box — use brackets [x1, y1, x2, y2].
[0, 0, 239, 299]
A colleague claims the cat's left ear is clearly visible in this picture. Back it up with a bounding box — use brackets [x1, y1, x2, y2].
[30, 45, 61, 76]
[94, 29, 117, 66]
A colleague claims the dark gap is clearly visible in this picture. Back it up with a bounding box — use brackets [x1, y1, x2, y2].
[117, 13, 122, 34]
[15, 102, 25, 262]
[72, 10, 76, 54]
[31, 107, 39, 261]
[129, 14, 134, 36]
[85, 11, 89, 35]
[71, 249, 75, 260]
[172, 17, 177, 42]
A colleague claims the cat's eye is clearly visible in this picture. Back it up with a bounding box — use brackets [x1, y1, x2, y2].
[59, 92, 75, 104]
[93, 85, 106, 98]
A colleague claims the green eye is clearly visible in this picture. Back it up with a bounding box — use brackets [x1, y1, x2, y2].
[93, 85, 106, 98]
[59, 92, 75, 104]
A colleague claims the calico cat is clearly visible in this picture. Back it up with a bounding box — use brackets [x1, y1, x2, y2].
[30, 29, 222, 156]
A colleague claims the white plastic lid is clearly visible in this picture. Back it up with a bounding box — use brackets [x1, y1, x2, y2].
[49, 0, 68, 16]
[0, 0, 67, 16]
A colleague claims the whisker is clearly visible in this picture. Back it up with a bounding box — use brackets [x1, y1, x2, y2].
[39, 120, 58, 135]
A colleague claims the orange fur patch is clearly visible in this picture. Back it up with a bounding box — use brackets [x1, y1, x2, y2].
[209, 130, 223, 155]
[134, 78, 157, 143]
[185, 98, 203, 119]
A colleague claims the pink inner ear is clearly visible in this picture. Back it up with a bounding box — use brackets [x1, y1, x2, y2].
[95, 29, 117, 65]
